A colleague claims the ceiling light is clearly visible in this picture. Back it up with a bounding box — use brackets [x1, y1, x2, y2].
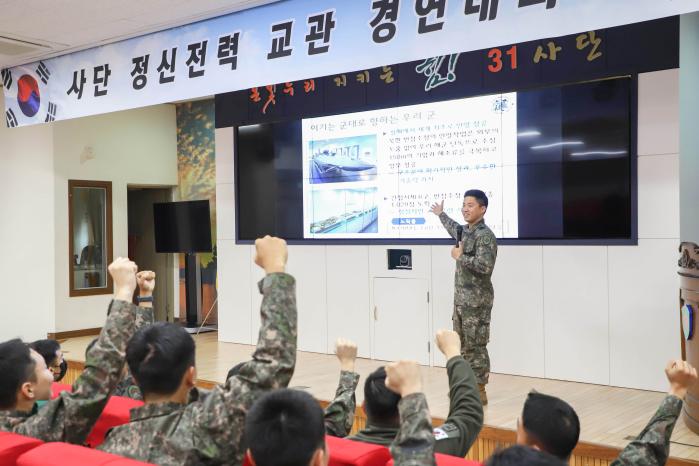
[530, 141, 584, 150]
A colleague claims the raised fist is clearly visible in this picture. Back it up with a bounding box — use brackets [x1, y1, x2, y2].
[385, 360, 422, 397]
[136, 271, 156, 295]
[254, 235, 288, 274]
[666, 359, 698, 399]
[436, 329, 461, 360]
[335, 338, 358, 372]
[108, 257, 138, 301]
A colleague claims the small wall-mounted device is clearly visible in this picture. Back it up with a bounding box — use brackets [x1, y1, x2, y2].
[387, 249, 412, 270]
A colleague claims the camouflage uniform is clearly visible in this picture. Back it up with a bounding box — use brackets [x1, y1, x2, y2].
[439, 213, 497, 385]
[611, 395, 683, 466]
[0, 300, 153, 444]
[113, 370, 143, 401]
[99, 273, 298, 466]
[324, 370, 360, 437]
[391, 393, 436, 466]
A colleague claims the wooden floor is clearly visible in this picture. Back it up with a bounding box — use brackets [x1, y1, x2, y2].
[61, 333, 699, 462]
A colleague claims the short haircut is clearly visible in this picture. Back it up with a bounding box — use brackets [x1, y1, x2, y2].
[29, 339, 61, 367]
[486, 445, 568, 466]
[226, 362, 246, 382]
[0, 339, 35, 409]
[464, 189, 488, 208]
[245, 389, 325, 466]
[126, 323, 196, 396]
[363, 366, 401, 424]
[521, 392, 580, 460]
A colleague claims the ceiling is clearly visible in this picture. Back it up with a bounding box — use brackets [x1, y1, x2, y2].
[0, 0, 280, 69]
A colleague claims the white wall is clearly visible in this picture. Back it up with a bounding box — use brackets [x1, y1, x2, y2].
[52, 105, 178, 332]
[0, 93, 56, 342]
[216, 69, 681, 391]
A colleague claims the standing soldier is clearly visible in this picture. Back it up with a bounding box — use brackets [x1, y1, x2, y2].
[431, 189, 497, 405]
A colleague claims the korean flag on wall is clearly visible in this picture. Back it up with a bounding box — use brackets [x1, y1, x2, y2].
[2, 61, 57, 128]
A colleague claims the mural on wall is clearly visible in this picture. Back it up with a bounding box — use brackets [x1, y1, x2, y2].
[176, 99, 217, 325]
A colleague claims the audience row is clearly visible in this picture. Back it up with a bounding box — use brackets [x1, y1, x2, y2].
[0, 236, 695, 466]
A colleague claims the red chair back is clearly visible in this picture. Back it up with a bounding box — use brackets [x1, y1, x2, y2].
[326, 435, 391, 466]
[0, 432, 43, 465]
[16, 442, 154, 465]
[50, 382, 72, 399]
[85, 396, 144, 448]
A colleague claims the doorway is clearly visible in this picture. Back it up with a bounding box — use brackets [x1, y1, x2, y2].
[127, 186, 175, 322]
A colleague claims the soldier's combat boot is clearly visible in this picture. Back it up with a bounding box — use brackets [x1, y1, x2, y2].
[478, 384, 488, 405]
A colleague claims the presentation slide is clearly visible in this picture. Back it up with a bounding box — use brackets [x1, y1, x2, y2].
[301, 94, 519, 239]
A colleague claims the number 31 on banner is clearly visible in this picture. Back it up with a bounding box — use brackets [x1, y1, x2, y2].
[487, 45, 518, 73]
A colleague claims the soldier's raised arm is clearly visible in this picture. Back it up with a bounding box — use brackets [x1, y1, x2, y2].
[386, 361, 436, 466]
[14, 259, 153, 444]
[433, 330, 483, 457]
[187, 236, 298, 465]
[324, 338, 360, 437]
[611, 360, 697, 466]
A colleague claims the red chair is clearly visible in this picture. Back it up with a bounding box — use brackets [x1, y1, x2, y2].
[0, 432, 43, 465]
[85, 396, 144, 448]
[326, 435, 391, 466]
[50, 382, 72, 399]
[16, 442, 154, 465]
[386, 453, 482, 466]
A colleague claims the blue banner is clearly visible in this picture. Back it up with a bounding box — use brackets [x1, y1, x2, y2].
[2, 0, 698, 127]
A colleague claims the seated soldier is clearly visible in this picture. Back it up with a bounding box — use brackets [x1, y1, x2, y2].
[0, 258, 154, 444]
[228, 337, 360, 438]
[350, 329, 483, 456]
[29, 339, 67, 382]
[99, 236, 298, 465]
[516, 360, 697, 466]
[245, 360, 435, 466]
[516, 392, 580, 461]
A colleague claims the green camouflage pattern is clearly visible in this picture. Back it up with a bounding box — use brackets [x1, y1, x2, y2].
[113, 370, 143, 401]
[439, 213, 497, 308]
[453, 305, 491, 385]
[611, 395, 683, 466]
[439, 212, 497, 385]
[324, 370, 360, 437]
[99, 272, 298, 466]
[0, 300, 153, 444]
[391, 393, 436, 466]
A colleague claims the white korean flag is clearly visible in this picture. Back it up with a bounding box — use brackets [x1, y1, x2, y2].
[2, 61, 57, 128]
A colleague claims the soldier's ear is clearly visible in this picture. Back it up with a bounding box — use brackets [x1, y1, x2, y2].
[184, 366, 196, 388]
[19, 381, 34, 401]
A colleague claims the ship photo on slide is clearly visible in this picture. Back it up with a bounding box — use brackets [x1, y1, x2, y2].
[309, 134, 377, 184]
[309, 188, 378, 234]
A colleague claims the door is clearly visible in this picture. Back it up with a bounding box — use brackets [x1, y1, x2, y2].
[372, 277, 430, 365]
[127, 187, 175, 322]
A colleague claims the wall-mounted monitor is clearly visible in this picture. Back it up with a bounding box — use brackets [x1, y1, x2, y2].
[236, 78, 634, 244]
